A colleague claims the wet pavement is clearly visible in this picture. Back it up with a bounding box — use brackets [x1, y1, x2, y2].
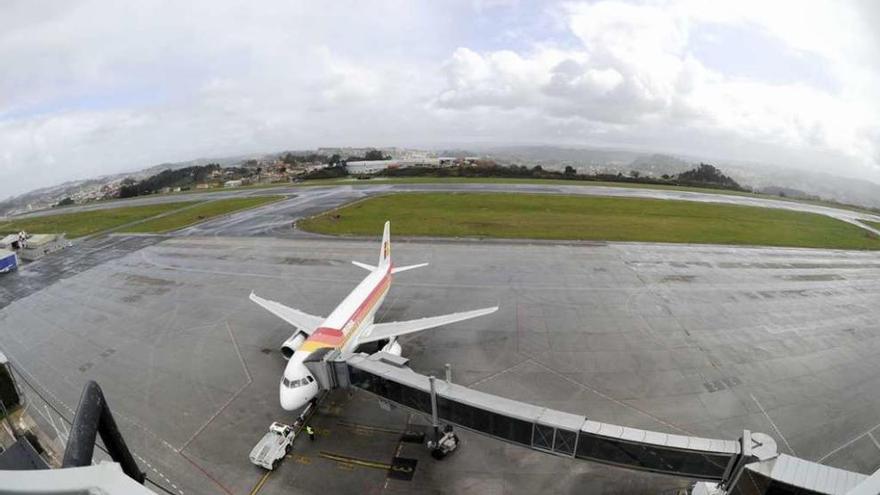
[0, 235, 878, 494]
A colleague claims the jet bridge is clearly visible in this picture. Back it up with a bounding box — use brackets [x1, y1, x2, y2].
[305, 350, 876, 495]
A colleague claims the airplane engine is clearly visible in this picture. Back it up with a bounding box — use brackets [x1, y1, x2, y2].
[382, 339, 402, 357]
[280, 332, 308, 359]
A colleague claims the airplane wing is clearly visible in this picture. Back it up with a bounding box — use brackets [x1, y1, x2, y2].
[249, 292, 324, 334]
[358, 306, 498, 344]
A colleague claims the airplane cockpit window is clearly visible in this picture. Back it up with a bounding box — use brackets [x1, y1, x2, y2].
[282, 376, 311, 388]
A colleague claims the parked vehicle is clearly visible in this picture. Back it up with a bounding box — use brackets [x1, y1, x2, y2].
[249, 422, 295, 470]
[0, 251, 18, 274]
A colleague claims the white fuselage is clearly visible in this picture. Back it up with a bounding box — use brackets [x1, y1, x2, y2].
[279, 264, 392, 410]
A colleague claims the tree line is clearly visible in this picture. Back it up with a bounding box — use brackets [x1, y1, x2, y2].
[118, 164, 221, 198]
[374, 161, 746, 192]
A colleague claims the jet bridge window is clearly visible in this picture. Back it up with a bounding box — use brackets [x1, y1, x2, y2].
[437, 397, 533, 446]
[728, 472, 826, 495]
[575, 433, 732, 480]
[346, 366, 532, 445]
[346, 367, 432, 414]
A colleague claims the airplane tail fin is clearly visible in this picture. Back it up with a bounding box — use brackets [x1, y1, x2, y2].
[367, 220, 426, 274]
[379, 221, 391, 268]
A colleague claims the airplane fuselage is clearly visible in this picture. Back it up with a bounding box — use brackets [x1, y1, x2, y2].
[280, 263, 392, 410]
[254, 221, 497, 412]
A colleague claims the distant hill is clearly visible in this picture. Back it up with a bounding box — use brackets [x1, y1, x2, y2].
[4, 144, 880, 215]
[0, 153, 269, 216]
[477, 146, 880, 209]
[0, 176, 122, 217]
[756, 186, 819, 200]
[119, 164, 222, 198]
[726, 164, 880, 209]
[479, 145, 643, 172]
[677, 163, 744, 190]
[629, 154, 695, 177]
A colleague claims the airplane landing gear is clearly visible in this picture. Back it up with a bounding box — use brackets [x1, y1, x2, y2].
[427, 425, 459, 459]
[426, 375, 460, 459]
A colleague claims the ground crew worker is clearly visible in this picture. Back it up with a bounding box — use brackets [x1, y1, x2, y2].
[306, 425, 315, 441]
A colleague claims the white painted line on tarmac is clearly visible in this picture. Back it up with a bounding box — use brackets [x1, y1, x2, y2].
[750, 393, 797, 456]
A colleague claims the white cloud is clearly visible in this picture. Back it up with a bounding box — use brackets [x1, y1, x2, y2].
[0, 0, 878, 199]
[435, 0, 880, 179]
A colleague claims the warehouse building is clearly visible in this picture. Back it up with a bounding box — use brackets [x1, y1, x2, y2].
[18, 233, 69, 261]
[0, 233, 25, 250]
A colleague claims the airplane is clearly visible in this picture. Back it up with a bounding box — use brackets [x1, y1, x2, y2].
[250, 221, 499, 411]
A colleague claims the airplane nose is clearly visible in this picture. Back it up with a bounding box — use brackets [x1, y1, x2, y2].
[279, 386, 308, 411]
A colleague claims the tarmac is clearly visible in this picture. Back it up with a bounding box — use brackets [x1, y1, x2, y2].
[0, 183, 879, 494]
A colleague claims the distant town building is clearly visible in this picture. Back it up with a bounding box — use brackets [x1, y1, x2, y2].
[195, 183, 211, 189]
[224, 180, 243, 188]
[345, 157, 477, 175]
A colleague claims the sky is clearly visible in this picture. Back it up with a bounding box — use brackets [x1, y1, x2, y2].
[1, 0, 879, 199]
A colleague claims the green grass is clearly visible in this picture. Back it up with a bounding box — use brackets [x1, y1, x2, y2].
[0, 202, 198, 238]
[297, 176, 880, 216]
[864, 220, 880, 231]
[299, 192, 880, 250]
[121, 196, 284, 233]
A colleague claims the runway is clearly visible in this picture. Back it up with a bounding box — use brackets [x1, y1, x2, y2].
[10, 181, 880, 236]
[1, 182, 879, 494]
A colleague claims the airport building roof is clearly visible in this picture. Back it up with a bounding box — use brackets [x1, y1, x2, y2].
[25, 234, 64, 247]
[0, 234, 19, 247]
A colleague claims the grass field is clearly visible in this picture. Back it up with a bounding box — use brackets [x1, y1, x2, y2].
[864, 220, 880, 231]
[297, 176, 761, 196]
[299, 192, 880, 250]
[0, 196, 285, 238]
[0, 202, 198, 238]
[122, 196, 283, 233]
[290, 177, 880, 216]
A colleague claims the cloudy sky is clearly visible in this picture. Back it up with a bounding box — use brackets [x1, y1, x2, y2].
[1, 0, 879, 199]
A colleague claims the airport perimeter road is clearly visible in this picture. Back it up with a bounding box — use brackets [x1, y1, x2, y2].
[1, 237, 879, 494]
[10, 182, 880, 235]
